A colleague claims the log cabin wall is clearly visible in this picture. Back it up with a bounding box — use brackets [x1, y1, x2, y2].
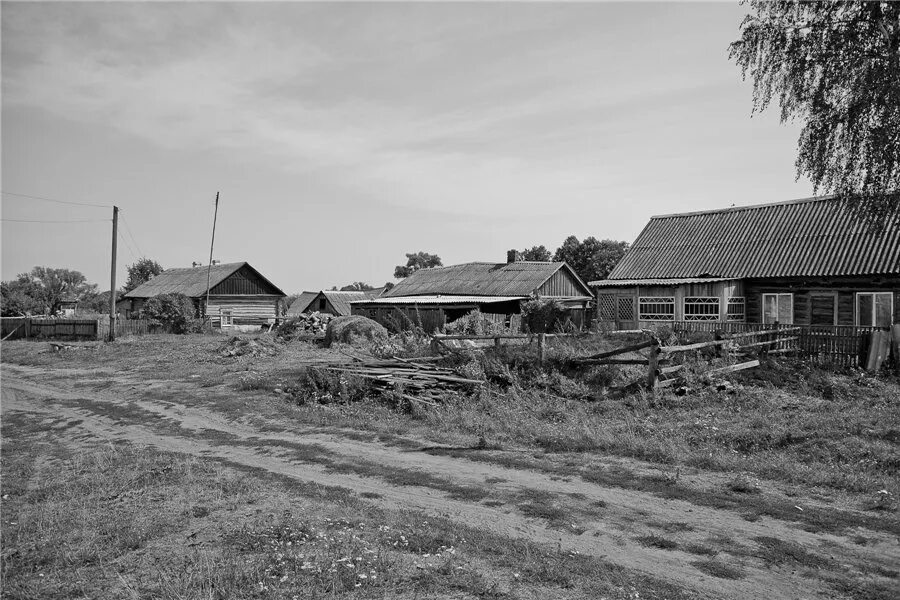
[206, 295, 281, 326]
[744, 276, 900, 326]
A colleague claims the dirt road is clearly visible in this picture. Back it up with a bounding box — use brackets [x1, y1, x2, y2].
[2, 363, 896, 600]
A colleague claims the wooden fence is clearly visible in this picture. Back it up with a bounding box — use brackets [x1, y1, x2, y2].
[653, 321, 883, 368]
[431, 321, 891, 370]
[1, 318, 153, 341]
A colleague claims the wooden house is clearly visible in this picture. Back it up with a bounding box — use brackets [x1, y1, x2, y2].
[287, 289, 382, 317]
[352, 253, 593, 332]
[119, 262, 286, 328]
[593, 196, 900, 330]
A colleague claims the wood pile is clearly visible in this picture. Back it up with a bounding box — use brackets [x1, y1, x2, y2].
[321, 355, 482, 406]
[276, 312, 334, 340]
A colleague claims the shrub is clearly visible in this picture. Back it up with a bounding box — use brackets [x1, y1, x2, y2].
[521, 296, 571, 333]
[324, 316, 388, 348]
[139, 293, 202, 334]
[443, 309, 508, 336]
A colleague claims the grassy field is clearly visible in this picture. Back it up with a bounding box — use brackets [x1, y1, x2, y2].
[2, 332, 899, 599]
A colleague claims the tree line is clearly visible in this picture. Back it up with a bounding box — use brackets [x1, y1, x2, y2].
[1, 258, 162, 317]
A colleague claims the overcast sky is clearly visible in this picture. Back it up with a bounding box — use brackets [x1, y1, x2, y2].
[1, 1, 812, 293]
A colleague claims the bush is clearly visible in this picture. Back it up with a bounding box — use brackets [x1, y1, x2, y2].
[139, 293, 202, 334]
[443, 309, 509, 336]
[324, 316, 388, 348]
[521, 296, 571, 333]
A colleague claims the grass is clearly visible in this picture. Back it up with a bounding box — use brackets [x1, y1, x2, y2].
[635, 534, 679, 550]
[690, 559, 746, 580]
[1, 421, 706, 600]
[9, 334, 897, 509]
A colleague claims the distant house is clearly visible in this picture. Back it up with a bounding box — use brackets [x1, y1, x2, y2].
[119, 262, 286, 327]
[351, 252, 593, 332]
[288, 289, 383, 317]
[58, 297, 78, 317]
[592, 196, 899, 329]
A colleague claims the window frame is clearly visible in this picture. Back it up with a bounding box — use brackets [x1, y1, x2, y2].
[683, 296, 721, 321]
[726, 297, 745, 322]
[762, 293, 793, 325]
[220, 308, 234, 327]
[638, 296, 675, 321]
[855, 292, 894, 328]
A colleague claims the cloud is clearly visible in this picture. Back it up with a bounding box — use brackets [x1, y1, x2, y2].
[2, 2, 754, 220]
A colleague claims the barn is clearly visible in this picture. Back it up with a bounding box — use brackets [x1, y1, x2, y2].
[593, 196, 900, 330]
[287, 289, 383, 317]
[351, 252, 593, 332]
[119, 262, 286, 328]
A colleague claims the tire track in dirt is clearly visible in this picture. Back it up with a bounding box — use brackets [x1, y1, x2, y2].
[5, 370, 882, 599]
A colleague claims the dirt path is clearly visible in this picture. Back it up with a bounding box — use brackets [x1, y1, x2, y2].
[2, 364, 895, 600]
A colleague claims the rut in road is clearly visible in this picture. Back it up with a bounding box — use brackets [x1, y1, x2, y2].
[2, 367, 892, 600]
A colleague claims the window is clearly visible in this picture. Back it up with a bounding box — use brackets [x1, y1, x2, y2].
[856, 292, 893, 327]
[639, 297, 674, 321]
[598, 294, 616, 321]
[617, 297, 636, 321]
[318, 297, 327, 311]
[726, 297, 745, 322]
[762, 293, 793, 324]
[220, 309, 233, 327]
[684, 297, 720, 321]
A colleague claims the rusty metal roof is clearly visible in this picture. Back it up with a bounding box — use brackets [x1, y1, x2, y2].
[385, 261, 592, 298]
[124, 262, 285, 298]
[609, 196, 900, 280]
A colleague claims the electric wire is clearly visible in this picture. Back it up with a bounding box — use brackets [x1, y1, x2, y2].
[120, 214, 145, 258]
[1, 218, 110, 223]
[1, 190, 111, 209]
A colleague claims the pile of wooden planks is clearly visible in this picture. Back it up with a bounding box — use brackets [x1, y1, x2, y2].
[321, 355, 482, 406]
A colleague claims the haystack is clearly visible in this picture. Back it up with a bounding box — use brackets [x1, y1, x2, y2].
[325, 316, 387, 348]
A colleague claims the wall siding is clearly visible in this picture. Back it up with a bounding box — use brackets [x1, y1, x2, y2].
[538, 269, 588, 297]
[206, 295, 280, 326]
[210, 265, 281, 295]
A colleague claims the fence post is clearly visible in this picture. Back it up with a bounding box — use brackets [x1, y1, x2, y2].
[494, 335, 501, 349]
[647, 336, 659, 392]
[538, 333, 546, 364]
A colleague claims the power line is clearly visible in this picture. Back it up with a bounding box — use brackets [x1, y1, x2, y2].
[1, 190, 111, 209]
[118, 228, 138, 262]
[120, 214, 145, 257]
[1, 218, 110, 223]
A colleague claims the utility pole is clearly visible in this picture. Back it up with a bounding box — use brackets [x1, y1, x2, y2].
[108, 205, 119, 342]
[204, 192, 220, 323]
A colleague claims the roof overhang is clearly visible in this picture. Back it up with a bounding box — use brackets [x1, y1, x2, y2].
[590, 277, 736, 288]
[351, 295, 527, 306]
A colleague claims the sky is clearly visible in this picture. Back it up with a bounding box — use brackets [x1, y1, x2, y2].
[1, 1, 813, 293]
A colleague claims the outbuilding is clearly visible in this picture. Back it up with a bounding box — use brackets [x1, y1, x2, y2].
[352, 252, 593, 332]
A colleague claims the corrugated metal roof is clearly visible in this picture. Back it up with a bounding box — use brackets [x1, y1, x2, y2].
[609, 196, 900, 279]
[591, 277, 734, 287]
[322, 291, 370, 316]
[385, 261, 592, 298]
[125, 262, 272, 298]
[351, 295, 528, 305]
[286, 291, 319, 315]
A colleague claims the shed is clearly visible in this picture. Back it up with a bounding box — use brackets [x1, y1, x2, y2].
[352, 253, 593, 332]
[120, 262, 286, 328]
[592, 196, 900, 329]
[288, 289, 383, 317]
